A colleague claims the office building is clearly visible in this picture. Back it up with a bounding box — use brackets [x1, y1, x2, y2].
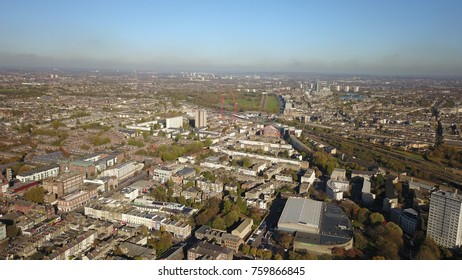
[427, 190, 462, 248]
[43, 171, 84, 198]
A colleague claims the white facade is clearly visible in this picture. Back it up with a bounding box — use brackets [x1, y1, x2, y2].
[166, 116, 183, 128]
[427, 190, 462, 248]
[100, 161, 143, 181]
[301, 169, 316, 185]
[153, 168, 174, 183]
[326, 179, 349, 200]
[16, 166, 60, 182]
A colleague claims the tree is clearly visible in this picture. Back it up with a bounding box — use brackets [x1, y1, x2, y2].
[151, 186, 167, 201]
[204, 138, 212, 147]
[249, 247, 257, 257]
[278, 233, 294, 249]
[376, 236, 400, 259]
[274, 253, 283, 260]
[221, 200, 232, 215]
[23, 187, 45, 204]
[332, 247, 346, 259]
[212, 217, 227, 230]
[369, 212, 385, 225]
[166, 179, 174, 188]
[242, 157, 252, 169]
[6, 225, 20, 238]
[357, 207, 370, 225]
[241, 244, 250, 255]
[155, 231, 173, 256]
[385, 222, 403, 246]
[354, 232, 369, 251]
[201, 171, 216, 182]
[263, 250, 272, 260]
[139, 225, 149, 236]
[236, 195, 248, 214]
[415, 238, 441, 260]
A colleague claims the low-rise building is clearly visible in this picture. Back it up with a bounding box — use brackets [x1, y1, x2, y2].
[231, 218, 253, 239]
[100, 161, 143, 182]
[16, 165, 60, 183]
[195, 225, 244, 252]
[300, 169, 316, 185]
[43, 171, 84, 198]
[196, 178, 223, 193]
[326, 179, 349, 200]
[187, 240, 233, 260]
[58, 187, 98, 212]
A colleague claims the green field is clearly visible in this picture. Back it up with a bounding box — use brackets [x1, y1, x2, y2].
[265, 95, 280, 114]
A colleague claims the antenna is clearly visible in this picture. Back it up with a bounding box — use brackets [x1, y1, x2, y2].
[233, 89, 237, 125]
[219, 81, 224, 120]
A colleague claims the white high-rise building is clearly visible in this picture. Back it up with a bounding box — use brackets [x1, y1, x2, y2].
[427, 190, 462, 248]
[195, 110, 207, 128]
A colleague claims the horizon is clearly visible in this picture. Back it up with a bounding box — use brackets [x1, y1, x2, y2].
[1, 0, 462, 76]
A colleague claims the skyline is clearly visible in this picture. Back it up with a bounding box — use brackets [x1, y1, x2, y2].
[1, 0, 462, 75]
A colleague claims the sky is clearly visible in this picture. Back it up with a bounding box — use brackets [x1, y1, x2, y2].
[1, 0, 462, 75]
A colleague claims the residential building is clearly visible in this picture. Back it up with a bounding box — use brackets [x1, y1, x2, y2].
[187, 240, 233, 260]
[153, 167, 175, 183]
[195, 225, 244, 252]
[427, 190, 462, 248]
[300, 169, 316, 185]
[195, 109, 207, 128]
[16, 165, 60, 183]
[196, 178, 223, 193]
[261, 125, 280, 138]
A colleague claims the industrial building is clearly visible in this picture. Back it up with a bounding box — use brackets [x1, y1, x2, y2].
[278, 197, 353, 255]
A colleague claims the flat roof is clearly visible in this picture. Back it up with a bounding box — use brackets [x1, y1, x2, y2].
[278, 198, 322, 229]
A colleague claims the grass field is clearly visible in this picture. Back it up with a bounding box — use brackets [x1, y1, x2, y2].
[265, 95, 280, 114]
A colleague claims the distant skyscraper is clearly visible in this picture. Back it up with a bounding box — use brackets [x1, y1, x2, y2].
[315, 80, 321, 93]
[195, 110, 207, 128]
[344, 86, 350, 92]
[427, 190, 462, 248]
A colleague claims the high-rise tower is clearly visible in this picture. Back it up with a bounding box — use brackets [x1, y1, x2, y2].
[427, 190, 462, 248]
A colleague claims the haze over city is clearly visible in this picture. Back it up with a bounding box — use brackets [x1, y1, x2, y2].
[1, 0, 462, 75]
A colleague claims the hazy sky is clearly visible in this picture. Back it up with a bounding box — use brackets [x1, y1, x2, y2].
[1, 0, 462, 75]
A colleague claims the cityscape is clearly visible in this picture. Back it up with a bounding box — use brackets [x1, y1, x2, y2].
[1, 1, 462, 262]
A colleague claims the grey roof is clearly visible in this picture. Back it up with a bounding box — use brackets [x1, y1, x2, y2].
[294, 203, 353, 246]
[17, 164, 59, 176]
[319, 204, 352, 244]
[278, 198, 322, 229]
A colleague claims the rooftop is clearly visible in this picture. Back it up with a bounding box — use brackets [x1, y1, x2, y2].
[278, 197, 323, 229]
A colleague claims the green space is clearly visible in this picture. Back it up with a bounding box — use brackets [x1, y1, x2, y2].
[265, 95, 280, 114]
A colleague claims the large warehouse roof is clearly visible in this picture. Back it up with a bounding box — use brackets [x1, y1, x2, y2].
[278, 197, 323, 229]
